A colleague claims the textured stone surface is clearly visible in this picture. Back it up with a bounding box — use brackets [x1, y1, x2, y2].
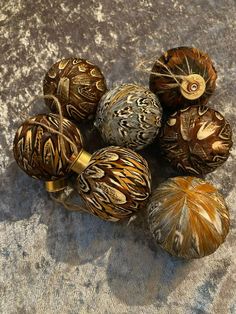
[0, 0, 236, 313]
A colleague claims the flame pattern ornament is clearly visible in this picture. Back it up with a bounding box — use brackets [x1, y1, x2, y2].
[149, 47, 217, 112]
[95, 84, 162, 150]
[43, 58, 107, 122]
[13, 114, 83, 182]
[158, 106, 232, 175]
[148, 177, 230, 259]
[76, 146, 152, 221]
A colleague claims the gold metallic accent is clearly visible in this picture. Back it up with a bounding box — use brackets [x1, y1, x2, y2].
[70, 149, 92, 174]
[45, 178, 67, 192]
[180, 74, 206, 100]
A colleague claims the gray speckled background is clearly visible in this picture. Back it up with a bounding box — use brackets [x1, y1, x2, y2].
[0, 0, 236, 313]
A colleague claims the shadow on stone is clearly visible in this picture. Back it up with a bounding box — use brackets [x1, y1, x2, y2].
[0, 161, 46, 222]
[106, 225, 194, 306]
[43, 201, 115, 266]
[140, 139, 179, 189]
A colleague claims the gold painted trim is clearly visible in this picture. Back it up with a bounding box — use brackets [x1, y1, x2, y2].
[45, 178, 67, 192]
[70, 149, 92, 174]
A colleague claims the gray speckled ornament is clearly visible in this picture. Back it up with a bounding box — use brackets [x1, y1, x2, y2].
[94, 84, 162, 150]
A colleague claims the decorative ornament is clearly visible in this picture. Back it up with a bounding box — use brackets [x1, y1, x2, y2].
[13, 110, 152, 221]
[158, 106, 232, 175]
[148, 176, 230, 259]
[12, 47, 233, 255]
[13, 113, 83, 191]
[95, 84, 162, 150]
[43, 57, 107, 121]
[71, 146, 152, 221]
[149, 47, 217, 112]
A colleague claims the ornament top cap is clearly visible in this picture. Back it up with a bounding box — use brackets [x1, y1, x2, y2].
[180, 74, 206, 100]
[70, 149, 92, 174]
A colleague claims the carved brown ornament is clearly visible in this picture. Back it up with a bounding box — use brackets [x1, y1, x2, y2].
[149, 47, 217, 112]
[158, 106, 232, 175]
[43, 58, 107, 121]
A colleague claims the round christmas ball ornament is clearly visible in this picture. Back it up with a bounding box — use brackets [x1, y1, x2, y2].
[158, 106, 232, 175]
[148, 176, 230, 259]
[13, 114, 83, 191]
[149, 47, 217, 112]
[43, 57, 107, 121]
[71, 146, 152, 221]
[95, 84, 162, 150]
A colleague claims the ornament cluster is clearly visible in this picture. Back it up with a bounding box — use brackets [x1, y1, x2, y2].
[13, 47, 233, 259]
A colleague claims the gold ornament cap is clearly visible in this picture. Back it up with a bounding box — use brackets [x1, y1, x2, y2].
[45, 178, 67, 192]
[70, 149, 92, 174]
[180, 74, 206, 100]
